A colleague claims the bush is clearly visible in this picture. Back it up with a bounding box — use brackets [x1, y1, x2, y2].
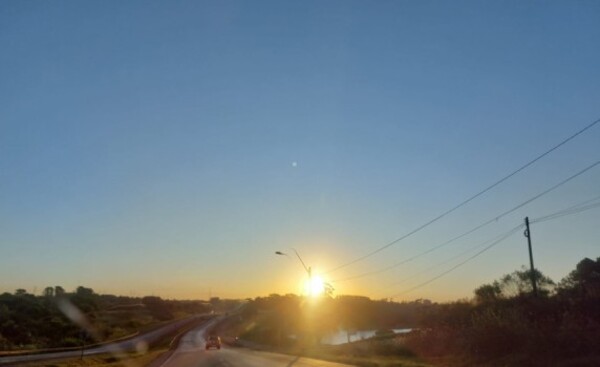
[406, 259, 600, 366]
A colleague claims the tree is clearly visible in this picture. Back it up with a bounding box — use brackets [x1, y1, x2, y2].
[14, 289, 27, 296]
[559, 257, 600, 297]
[323, 282, 334, 298]
[43, 287, 54, 297]
[499, 267, 555, 297]
[55, 286, 65, 296]
[474, 281, 502, 303]
[72, 286, 98, 313]
[76, 286, 94, 296]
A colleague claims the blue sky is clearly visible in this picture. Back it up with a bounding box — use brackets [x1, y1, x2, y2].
[1, 1, 599, 300]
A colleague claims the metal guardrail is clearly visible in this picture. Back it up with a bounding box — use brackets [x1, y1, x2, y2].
[0, 331, 141, 357]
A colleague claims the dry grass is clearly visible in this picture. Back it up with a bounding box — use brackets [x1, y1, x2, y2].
[14, 349, 167, 367]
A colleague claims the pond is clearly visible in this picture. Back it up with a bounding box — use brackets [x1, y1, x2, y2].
[321, 328, 412, 345]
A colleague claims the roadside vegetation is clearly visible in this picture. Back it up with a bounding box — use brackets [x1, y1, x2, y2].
[408, 257, 600, 366]
[220, 256, 600, 367]
[220, 295, 428, 346]
[10, 313, 215, 367]
[216, 294, 432, 366]
[13, 350, 166, 367]
[3, 257, 598, 366]
[0, 286, 212, 351]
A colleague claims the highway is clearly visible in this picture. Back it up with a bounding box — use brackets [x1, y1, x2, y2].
[158, 319, 353, 367]
[0, 315, 354, 366]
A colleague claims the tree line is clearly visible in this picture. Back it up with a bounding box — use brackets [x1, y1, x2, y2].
[407, 257, 600, 366]
[0, 286, 211, 350]
[226, 257, 600, 366]
[228, 293, 433, 347]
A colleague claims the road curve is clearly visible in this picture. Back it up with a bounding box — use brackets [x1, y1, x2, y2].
[159, 320, 354, 367]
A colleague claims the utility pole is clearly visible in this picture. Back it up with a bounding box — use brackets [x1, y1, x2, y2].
[524, 217, 538, 297]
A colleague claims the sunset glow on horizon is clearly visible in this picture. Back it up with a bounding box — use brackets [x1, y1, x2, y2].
[2, 1, 599, 303]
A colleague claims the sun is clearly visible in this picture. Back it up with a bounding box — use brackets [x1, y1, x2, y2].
[305, 276, 325, 297]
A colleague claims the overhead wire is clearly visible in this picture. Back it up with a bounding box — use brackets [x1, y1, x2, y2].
[386, 225, 524, 288]
[530, 195, 600, 224]
[331, 160, 600, 283]
[386, 195, 600, 298]
[326, 117, 600, 274]
[388, 225, 523, 298]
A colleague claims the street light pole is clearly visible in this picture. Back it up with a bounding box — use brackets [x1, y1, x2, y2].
[275, 248, 312, 282]
[275, 249, 334, 297]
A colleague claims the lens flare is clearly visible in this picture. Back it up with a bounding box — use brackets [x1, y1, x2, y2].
[305, 276, 325, 296]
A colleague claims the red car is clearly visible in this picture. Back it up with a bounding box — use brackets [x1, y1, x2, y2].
[205, 335, 221, 350]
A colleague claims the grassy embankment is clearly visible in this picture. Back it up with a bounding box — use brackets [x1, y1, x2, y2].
[302, 340, 433, 367]
[12, 316, 210, 367]
[14, 350, 165, 367]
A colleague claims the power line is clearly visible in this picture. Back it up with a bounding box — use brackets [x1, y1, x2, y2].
[387, 195, 600, 299]
[332, 218, 500, 282]
[385, 225, 525, 289]
[332, 160, 600, 283]
[389, 225, 522, 298]
[326, 117, 600, 274]
[530, 196, 600, 224]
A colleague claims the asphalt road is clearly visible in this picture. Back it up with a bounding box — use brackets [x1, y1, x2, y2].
[159, 320, 353, 367]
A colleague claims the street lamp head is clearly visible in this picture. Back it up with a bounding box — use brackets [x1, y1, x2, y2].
[275, 249, 309, 275]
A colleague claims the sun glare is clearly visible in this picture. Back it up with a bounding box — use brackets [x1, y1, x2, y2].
[305, 276, 325, 297]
